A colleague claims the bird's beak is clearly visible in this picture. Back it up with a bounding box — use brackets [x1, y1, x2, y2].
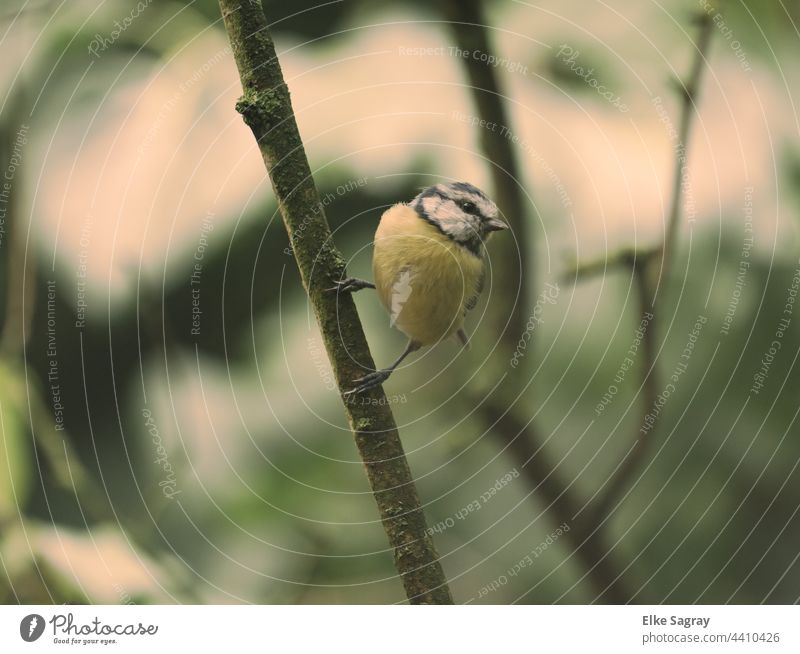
[485, 217, 509, 232]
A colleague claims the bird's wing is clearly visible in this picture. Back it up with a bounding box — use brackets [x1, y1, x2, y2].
[464, 267, 485, 312]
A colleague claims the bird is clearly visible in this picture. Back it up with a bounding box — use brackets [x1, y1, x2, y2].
[331, 181, 508, 395]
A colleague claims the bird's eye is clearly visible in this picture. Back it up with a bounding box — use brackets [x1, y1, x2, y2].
[458, 200, 478, 214]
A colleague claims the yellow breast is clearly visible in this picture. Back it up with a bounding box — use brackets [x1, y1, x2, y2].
[372, 204, 484, 346]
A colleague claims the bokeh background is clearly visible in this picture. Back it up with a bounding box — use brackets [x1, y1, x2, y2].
[1, 0, 799, 604]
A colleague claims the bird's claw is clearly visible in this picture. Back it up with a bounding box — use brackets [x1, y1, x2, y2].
[343, 369, 391, 396]
[327, 277, 375, 294]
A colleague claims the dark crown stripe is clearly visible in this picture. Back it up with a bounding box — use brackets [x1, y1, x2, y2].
[450, 181, 489, 201]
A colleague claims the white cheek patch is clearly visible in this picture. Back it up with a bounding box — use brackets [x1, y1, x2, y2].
[433, 200, 462, 224]
[424, 199, 478, 241]
[414, 184, 498, 250]
[438, 185, 499, 220]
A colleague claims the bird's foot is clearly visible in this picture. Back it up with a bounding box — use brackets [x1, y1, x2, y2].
[343, 368, 392, 396]
[327, 277, 375, 293]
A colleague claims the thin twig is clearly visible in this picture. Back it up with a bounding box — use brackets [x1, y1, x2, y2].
[588, 11, 714, 516]
[217, 0, 452, 604]
[657, 10, 715, 294]
[562, 247, 656, 285]
[589, 261, 659, 520]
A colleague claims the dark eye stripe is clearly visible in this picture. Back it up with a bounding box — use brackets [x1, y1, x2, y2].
[457, 200, 480, 215]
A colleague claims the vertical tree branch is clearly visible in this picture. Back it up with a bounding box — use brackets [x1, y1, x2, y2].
[441, 0, 528, 343]
[439, 0, 635, 601]
[442, 0, 636, 601]
[478, 402, 631, 603]
[0, 94, 34, 359]
[217, 0, 452, 603]
[443, 3, 714, 602]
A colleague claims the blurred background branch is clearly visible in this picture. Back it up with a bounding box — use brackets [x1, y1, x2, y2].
[582, 10, 715, 521]
[441, 0, 528, 341]
[441, 2, 716, 603]
[0, 88, 33, 359]
[443, 0, 635, 602]
[656, 10, 716, 296]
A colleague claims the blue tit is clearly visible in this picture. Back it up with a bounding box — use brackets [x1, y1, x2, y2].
[332, 181, 508, 395]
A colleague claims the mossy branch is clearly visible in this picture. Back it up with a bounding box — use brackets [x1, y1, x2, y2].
[217, 0, 452, 604]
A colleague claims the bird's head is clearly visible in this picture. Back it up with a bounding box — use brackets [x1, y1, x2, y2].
[411, 181, 508, 255]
